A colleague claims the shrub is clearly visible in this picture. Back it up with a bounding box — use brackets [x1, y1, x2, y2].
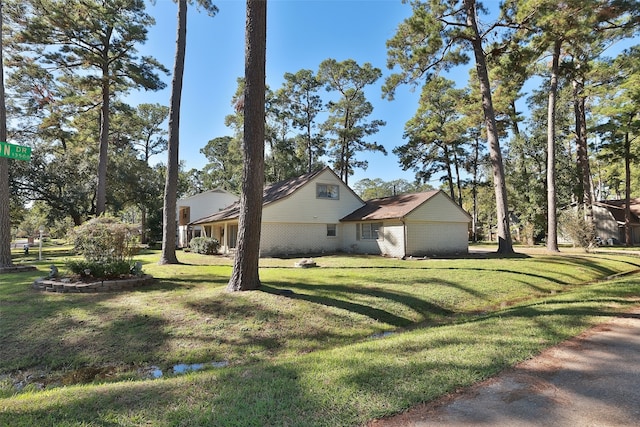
[67, 215, 140, 278]
[66, 260, 131, 279]
[189, 236, 219, 255]
[70, 215, 139, 263]
[559, 209, 596, 251]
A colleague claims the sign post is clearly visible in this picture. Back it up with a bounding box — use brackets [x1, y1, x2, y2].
[0, 141, 31, 161]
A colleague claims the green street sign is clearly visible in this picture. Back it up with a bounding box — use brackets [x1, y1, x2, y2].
[0, 141, 31, 161]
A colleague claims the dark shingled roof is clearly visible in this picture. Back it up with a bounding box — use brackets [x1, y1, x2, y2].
[340, 190, 441, 222]
[191, 167, 328, 225]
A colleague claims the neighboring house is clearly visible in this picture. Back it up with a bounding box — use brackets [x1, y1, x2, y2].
[592, 199, 640, 245]
[191, 167, 471, 257]
[176, 189, 239, 248]
[340, 191, 471, 258]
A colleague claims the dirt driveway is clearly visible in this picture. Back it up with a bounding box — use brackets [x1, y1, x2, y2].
[369, 308, 640, 427]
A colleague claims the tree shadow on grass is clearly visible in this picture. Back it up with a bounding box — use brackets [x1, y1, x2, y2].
[2, 285, 638, 426]
[261, 283, 453, 327]
[0, 308, 170, 373]
[338, 298, 640, 420]
[148, 277, 227, 291]
[185, 294, 369, 359]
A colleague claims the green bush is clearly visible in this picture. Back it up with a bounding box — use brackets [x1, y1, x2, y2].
[189, 236, 220, 255]
[66, 260, 132, 279]
[70, 215, 139, 263]
[67, 215, 140, 278]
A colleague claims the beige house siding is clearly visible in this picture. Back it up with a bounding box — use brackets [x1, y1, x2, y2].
[342, 223, 379, 255]
[406, 221, 468, 255]
[378, 221, 406, 258]
[177, 190, 238, 247]
[344, 220, 467, 258]
[259, 223, 343, 256]
[256, 169, 362, 256]
[410, 192, 471, 222]
[341, 223, 359, 253]
[341, 221, 405, 257]
[349, 239, 382, 255]
[592, 205, 620, 243]
[262, 170, 364, 224]
[402, 193, 469, 256]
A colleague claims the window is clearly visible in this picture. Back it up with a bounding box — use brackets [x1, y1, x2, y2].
[326, 224, 337, 237]
[358, 222, 382, 240]
[316, 183, 339, 199]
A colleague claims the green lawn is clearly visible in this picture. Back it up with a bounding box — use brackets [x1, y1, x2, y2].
[1, 245, 639, 426]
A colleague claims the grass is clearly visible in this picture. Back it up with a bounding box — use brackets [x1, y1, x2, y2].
[0, 244, 639, 426]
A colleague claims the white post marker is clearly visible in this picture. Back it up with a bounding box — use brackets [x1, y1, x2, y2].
[39, 226, 44, 261]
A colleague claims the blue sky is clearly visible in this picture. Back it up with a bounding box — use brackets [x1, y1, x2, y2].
[131, 0, 638, 187]
[133, 0, 430, 184]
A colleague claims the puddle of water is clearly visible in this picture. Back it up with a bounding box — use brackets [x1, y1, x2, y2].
[369, 331, 395, 339]
[149, 366, 163, 379]
[150, 361, 230, 378]
[5, 360, 231, 391]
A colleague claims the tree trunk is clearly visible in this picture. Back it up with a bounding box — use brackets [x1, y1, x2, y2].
[341, 109, 350, 185]
[510, 100, 521, 136]
[444, 145, 455, 201]
[453, 150, 463, 207]
[472, 134, 479, 242]
[0, 3, 11, 268]
[546, 39, 561, 253]
[463, 0, 513, 254]
[159, 0, 187, 265]
[624, 131, 632, 246]
[96, 64, 110, 216]
[227, 0, 267, 292]
[307, 116, 313, 173]
[573, 78, 594, 229]
[141, 207, 148, 244]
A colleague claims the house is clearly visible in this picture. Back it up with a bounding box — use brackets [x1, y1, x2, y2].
[191, 167, 365, 256]
[176, 188, 239, 247]
[191, 167, 471, 257]
[592, 199, 640, 245]
[340, 191, 471, 257]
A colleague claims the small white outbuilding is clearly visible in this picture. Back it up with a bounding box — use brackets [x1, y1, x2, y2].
[340, 191, 471, 258]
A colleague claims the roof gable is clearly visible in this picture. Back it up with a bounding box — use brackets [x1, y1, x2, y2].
[262, 167, 327, 205]
[340, 190, 470, 222]
[191, 167, 355, 225]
